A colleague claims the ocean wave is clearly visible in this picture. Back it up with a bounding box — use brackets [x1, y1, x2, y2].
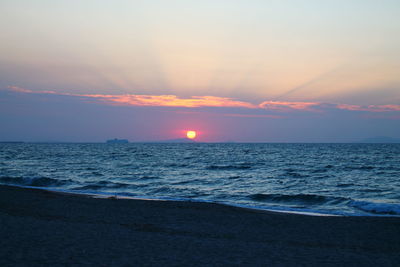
[90, 171, 104, 177]
[171, 178, 205, 185]
[150, 186, 176, 194]
[73, 185, 105, 190]
[206, 164, 252, 170]
[73, 181, 130, 190]
[0, 176, 71, 187]
[376, 166, 400, 171]
[350, 200, 400, 215]
[344, 165, 375, 171]
[249, 193, 348, 205]
[311, 168, 329, 173]
[165, 163, 189, 168]
[137, 175, 160, 180]
[1, 143, 399, 217]
[284, 172, 309, 178]
[336, 183, 354, 188]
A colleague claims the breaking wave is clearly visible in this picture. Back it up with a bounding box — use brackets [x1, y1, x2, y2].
[73, 181, 130, 191]
[249, 193, 349, 205]
[350, 201, 400, 215]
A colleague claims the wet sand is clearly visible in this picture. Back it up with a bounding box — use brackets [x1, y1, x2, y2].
[0, 185, 399, 266]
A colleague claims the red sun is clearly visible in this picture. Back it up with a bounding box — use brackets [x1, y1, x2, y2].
[186, 131, 196, 139]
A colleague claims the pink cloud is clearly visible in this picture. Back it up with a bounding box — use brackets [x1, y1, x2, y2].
[172, 111, 281, 118]
[258, 101, 320, 111]
[6, 86, 254, 108]
[375, 105, 400, 111]
[7, 86, 33, 93]
[7, 86, 57, 95]
[337, 104, 400, 112]
[3, 86, 400, 114]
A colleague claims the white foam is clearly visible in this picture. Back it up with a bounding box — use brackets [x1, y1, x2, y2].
[350, 200, 400, 215]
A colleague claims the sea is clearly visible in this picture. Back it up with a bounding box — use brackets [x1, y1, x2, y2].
[1, 143, 399, 216]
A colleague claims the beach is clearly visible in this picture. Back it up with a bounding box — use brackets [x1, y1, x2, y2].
[0, 185, 399, 266]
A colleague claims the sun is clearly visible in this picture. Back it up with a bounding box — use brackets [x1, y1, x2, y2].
[186, 130, 196, 139]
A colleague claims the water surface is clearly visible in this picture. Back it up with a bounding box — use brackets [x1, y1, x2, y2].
[1, 143, 399, 216]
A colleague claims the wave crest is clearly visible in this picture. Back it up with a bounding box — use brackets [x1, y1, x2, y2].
[249, 193, 348, 205]
[350, 201, 400, 215]
[73, 181, 130, 191]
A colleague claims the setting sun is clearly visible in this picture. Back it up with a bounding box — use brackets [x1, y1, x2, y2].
[186, 131, 196, 139]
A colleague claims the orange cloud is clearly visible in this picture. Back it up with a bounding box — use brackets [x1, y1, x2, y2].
[80, 94, 257, 108]
[5, 86, 254, 108]
[4, 86, 400, 114]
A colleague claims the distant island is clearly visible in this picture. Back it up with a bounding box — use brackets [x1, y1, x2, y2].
[358, 136, 400, 143]
[106, 138, 129, 144]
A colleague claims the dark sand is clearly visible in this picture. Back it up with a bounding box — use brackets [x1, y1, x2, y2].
[0, 185, 399, 266]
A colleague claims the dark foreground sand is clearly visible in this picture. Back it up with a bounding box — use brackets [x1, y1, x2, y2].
[0, 185, 399, 266]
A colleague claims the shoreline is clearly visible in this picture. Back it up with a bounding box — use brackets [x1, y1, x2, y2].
[4, 184, 400, 217]
[1, 184, 399, 266]
[4, 184, 345, 217]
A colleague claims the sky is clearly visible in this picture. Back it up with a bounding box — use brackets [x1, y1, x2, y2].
[0, 0, 399, 142]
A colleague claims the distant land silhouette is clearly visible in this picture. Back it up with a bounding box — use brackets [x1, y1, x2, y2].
[358, 136, 400, 143]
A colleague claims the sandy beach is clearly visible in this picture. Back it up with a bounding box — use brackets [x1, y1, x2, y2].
[0, 185, 399, 266]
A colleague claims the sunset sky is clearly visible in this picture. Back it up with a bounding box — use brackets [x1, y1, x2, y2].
[1, 0, 399, 142]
